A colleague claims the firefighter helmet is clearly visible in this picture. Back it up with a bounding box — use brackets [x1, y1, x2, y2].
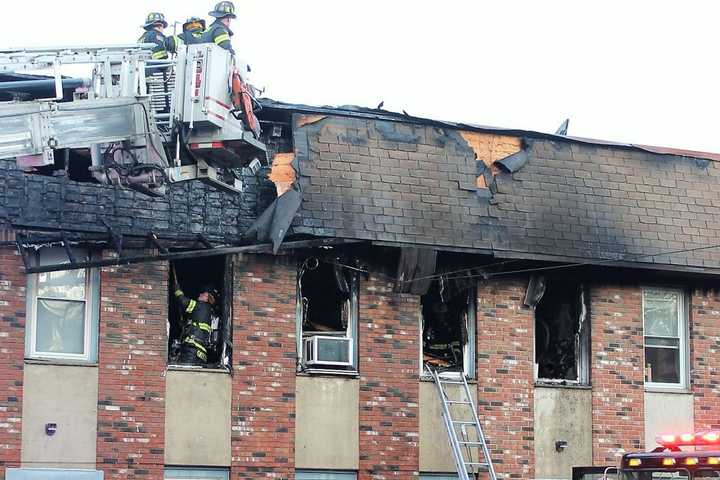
[143, 12, 168, 29]
[199, 284, 220, 303]
[209, 1, 237, 19]
[183, 16, 207, 32]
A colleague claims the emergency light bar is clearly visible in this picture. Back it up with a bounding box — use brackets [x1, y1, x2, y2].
[656, 431, 720, 448]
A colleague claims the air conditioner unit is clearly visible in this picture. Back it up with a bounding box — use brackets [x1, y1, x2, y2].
[303, 335, 353, 367]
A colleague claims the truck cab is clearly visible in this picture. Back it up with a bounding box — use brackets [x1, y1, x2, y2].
[574, 432, 720, 479]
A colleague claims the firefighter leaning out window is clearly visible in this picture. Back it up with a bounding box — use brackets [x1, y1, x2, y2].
[171, 267, 220, 366]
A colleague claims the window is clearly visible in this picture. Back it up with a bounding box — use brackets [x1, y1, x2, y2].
[25, 248, 99, 362]
[296, 471, 357, 480]
[296, 257, 359, 373]
[168, 255, 232, 369]
[6, 469, 103, 480]
[420, 277, 476, 378]
[164, 468, 228, 480]
[529, 278, 589, 384]
[643, 288, 687, 387]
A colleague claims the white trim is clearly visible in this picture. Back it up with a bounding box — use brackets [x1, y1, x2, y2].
[26, 249, 95, 362]
[642, 287, 688, 389]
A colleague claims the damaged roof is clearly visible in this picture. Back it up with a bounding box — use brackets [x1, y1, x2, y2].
[259, 98, 720, 163]
[258, 99, 720, 274]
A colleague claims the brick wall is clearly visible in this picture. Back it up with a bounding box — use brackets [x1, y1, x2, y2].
[0, 248, 24, 478]
[690, 288, 720, 429]
[232, 255, 296, 479]
[96, 257, 168, 480]
[590, 284, 644, 464]
[476, 278, 534, 480]
[358, 274, 420, 480]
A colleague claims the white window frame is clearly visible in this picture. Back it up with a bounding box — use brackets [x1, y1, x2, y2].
[25, 248, 98, 363]
[419, 283, 476, 379]
[642, 287, 688, 389]
[296, 264, 359, 373]
[296, 470, 357, 480]
[164, 468, 229, 480]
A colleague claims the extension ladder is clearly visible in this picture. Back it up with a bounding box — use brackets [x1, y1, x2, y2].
[428, 366, 497, 480]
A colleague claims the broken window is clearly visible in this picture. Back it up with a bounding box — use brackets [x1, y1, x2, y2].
[168, 255, 232, 369]
[25, 247, 100, 363]
[421, 277, 476, 377]
[296, 258, 358, 372]
[643, 288, 687, 388]
[529, 277, 589, 384]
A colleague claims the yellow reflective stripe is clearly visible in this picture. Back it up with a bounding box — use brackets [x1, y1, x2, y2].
[174, 289, 184, 297]
[194, 322, 212, 333]
[185, 299, 197, 313]
[152, 50, 167, 59]
[214, 33, 230, 44]
[183, 337, 207, 353]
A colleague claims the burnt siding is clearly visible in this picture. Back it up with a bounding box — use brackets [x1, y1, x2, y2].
[0, 158, 267, 241]
[493, 140, 720, 268]
[293, 114, 501, 249]
[294, 114, 720, 270]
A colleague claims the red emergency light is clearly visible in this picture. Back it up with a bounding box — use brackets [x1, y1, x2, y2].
[656, 431, 720, 448]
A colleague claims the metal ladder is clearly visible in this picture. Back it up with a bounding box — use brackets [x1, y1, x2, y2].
[428, 366, 497, 480]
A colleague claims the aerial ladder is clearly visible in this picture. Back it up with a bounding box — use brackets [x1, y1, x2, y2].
[0, 42, 266, 196]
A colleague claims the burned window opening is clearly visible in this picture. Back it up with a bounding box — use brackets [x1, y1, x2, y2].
[421, 277, 475, 376]
[21, 148, 96, 183]
[297, 257, 358, 372]
[532, 278, 589, 383]
[168, 254, 231, 369]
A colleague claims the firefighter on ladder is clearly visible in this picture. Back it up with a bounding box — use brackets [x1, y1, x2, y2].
[203, 1, 237, 55]
[138, 12, 178, 60]
[173, 270, 218, 365]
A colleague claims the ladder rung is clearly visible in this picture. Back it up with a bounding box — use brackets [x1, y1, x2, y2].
[465, 462, 489, 467]
[439, 380, 465, 385]
[452, 420, 476, 425]
[459, 441, 485, 446]
[446, 400, 472, 404]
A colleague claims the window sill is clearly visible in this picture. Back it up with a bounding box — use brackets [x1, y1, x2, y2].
[167, 364, 230, 374]
[645, 385, 691, 394]
[419, 375, 477, 384]
[24, 358, 98, 368]
[298, 368, 359, 378]
[535, 382, 591, 390]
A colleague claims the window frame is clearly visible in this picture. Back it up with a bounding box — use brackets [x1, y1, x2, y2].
[419, 281, 476, 380]
[295, 470, 357, 480]
[25, 248, 99, 363]
[642, 287, 688, 390]
[533, 282, 590, 386]
[164, 467, 229, 480]
[296, 262, 359, 374]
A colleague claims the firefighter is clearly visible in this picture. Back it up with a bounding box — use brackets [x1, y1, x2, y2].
[138, 12, 178, 60]
[179, 16, 206, 45]
[173, 276, 218, 365]
[203, 1, 237, 55]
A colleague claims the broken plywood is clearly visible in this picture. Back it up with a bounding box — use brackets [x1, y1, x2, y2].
[461, 131, 522, 190]
[296, 114, 327, 128]
[269, 152, 296, 196]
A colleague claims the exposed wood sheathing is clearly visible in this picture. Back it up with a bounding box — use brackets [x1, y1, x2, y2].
[268, 152, 296, 196]
[460, 131, 522, 189]
[296, 114, 327, 128]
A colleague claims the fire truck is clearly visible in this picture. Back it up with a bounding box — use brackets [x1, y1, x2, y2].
[573, 432, 720, 479]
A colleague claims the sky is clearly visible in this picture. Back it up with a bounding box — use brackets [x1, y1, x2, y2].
[3, 0, 720, 152]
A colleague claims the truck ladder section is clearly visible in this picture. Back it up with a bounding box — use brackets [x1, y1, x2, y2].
[0, 44, 266, 196]
[428, 366, 497, 480]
